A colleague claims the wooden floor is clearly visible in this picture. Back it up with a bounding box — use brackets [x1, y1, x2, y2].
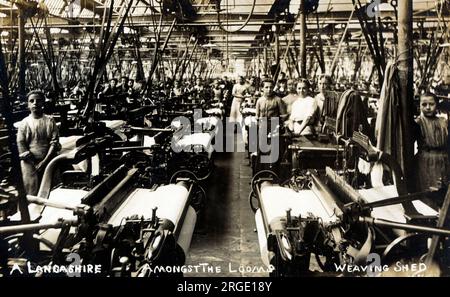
[185, 132, 268, 277]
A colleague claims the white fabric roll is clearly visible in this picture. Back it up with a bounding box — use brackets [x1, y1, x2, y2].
[260, 186, 339, 225]
[255, 209, 270, 268]
[358, 185, 438, 223]
[38, 188, 88, 249]
[176, 133, 214, 158]
[177, 206, 197, 257]
[108, 185, 189, 227]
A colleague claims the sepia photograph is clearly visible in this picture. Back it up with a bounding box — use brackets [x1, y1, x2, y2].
[0, 0, 449, 288]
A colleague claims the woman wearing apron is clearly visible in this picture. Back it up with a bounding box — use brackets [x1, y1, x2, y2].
[229, 76, 248, 126]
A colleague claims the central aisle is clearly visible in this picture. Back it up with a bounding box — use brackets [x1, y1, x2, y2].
[185, 132, 268, 277]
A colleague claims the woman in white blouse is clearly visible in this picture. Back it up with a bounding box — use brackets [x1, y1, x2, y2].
[288, 79, 318, 136]
[229, 76, 248, 124]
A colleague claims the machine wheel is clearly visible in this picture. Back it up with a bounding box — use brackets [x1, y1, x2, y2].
[188, 155, 213, 180]
[190, 184, 207, 213]
[315, 253, 341, 273]
[249, 191, 259, 213]
[169, 170, 206, 213]
[382, 233, 430, 267]
[251, 170, 279, 195]
[4, 233, 55, 260]
[119, 150, 150, 167]
[269, 247, 311, 277]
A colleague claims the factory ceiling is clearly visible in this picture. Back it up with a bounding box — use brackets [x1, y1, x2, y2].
[0, 0, 448, 59]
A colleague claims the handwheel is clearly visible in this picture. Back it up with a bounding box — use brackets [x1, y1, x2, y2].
[189, 184, 207, 213]
[188, 154, 213, 180]
[249, 191, 259, 213]
[382, 233, 430, 267]
[251, 170, 280, 195]
[169, 170, 206, 213]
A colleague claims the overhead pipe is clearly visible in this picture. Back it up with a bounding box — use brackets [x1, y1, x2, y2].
[18, 7, 25, 97]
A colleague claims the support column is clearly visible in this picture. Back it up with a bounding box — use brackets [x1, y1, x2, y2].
[275, 25, 280, 78]
[256, 51, 260, 77]
[264, 47, 268, 75]
[397, 0, 414, 191]
[299, 0, 307, 78]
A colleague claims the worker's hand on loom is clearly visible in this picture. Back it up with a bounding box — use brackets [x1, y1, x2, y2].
[19, 151, 33, 161]
[35, 160, 47, 173]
